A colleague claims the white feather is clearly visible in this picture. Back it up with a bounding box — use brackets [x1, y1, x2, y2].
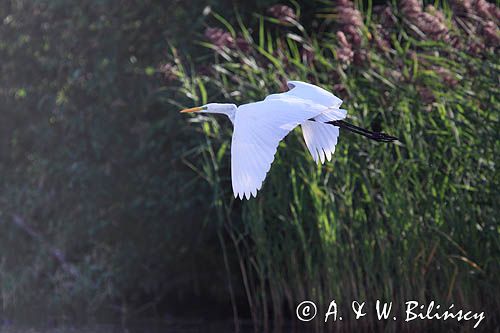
[195, 81, 346, 199]
[231, 97, 326, 198]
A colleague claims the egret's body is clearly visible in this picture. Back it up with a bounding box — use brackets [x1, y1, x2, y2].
[181, 81, 396, 199]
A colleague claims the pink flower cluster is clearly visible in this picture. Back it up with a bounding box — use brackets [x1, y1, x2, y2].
[483, 21, 500, 47]
[336, 31, 354, 64]
[400, 0, 450, 41]
[451, 0, 500, 21]
[334, 0, 366, 65]
[450, 0, 500, 49]
[267, 5, 297, 24]
[204, 27, 250, 52]
[372, 6, 397, 53]
[433, 66, 458, 87]
[159, 63, 177, 83]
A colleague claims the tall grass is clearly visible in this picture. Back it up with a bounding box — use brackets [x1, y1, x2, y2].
[175, 1, 499, 331]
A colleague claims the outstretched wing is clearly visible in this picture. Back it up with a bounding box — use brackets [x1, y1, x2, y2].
[301, 121, 340, 164]
[231, 99, 325, 199]
[301, 108, 347, 164]
[276, 81, 347, 164]
[266, 81, 343, 109]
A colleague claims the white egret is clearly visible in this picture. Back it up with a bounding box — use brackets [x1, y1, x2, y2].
[181, 81, 396, 199]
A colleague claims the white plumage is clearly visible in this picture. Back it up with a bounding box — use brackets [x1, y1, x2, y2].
[181, 81, 347, 199]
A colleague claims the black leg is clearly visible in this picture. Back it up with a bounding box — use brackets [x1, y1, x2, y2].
[315, 119, 398, 143]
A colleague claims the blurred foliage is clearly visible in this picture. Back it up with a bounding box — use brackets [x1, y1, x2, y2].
[0, 0, 499, 331]
[0, 0, 270, 320]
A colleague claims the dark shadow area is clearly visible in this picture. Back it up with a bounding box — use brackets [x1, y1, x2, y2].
[1, 0, 499, 332]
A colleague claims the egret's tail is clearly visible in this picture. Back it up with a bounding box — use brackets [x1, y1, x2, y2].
[301, 120, 340, 164]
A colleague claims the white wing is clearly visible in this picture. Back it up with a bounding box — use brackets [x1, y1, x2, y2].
[231, 98, 326, 199]
[301, 107, 347, 164]
[266, 81, 343, 109]
[312, 108, 347, 122]
[272, 81, 347, 163]
[301, 121, 340, 164]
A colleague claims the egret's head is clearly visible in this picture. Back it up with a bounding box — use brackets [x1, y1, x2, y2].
[180, 103, 237, 122]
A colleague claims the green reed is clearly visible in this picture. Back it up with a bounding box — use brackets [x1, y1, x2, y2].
[177, 1, 499, 331]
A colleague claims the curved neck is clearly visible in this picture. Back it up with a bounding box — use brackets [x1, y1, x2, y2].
[207, 104, 237, 123]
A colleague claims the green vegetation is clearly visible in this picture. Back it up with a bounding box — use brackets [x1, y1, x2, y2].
[1, 0, 499, 331]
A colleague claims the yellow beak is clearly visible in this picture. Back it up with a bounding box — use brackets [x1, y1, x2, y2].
[180, 106, 204, 113]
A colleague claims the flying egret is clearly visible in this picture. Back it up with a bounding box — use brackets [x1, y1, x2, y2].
[181, 81, 397, 199]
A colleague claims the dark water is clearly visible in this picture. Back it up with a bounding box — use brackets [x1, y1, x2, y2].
[0, 320, 259, 333]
